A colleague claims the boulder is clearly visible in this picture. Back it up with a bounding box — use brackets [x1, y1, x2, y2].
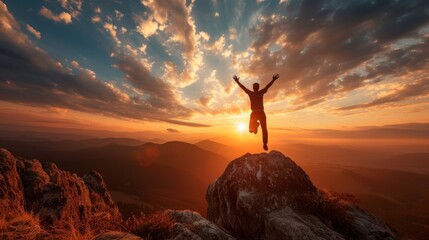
[206, 151, 397, 240]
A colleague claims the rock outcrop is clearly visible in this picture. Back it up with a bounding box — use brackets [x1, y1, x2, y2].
[206, 151, 398, 240]
[166, 210, 236, 240]
[0, 148, 121, 231]
[0, 148, 24, 216]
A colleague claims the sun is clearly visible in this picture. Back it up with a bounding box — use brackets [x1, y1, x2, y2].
[237, 123, 246, 133]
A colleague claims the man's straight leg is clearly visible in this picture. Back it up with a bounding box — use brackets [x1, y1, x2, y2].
[259, 112, 268, 149]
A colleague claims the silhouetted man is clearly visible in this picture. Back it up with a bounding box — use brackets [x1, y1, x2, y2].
[233, 74, 279, 151]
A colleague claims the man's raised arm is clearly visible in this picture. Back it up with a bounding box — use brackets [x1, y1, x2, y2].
[233, 75, 251, 93]
[262, 73, 280, 92]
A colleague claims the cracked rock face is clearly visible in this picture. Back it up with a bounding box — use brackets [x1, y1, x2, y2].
[206, 151, 397, 240]
[0, 148, 121, 228]
[0, 148, 24, 216]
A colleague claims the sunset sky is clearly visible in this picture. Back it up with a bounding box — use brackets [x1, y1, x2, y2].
[0, 0, 428, 140]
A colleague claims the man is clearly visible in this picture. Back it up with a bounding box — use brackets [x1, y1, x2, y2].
[233, 73, 279, 151]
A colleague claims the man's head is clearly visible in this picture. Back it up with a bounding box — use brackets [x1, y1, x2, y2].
[253, 83, 260, 91]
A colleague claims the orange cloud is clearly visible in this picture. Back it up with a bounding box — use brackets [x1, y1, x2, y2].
[26, 24, 41, 39]
[39, 6, 72, 24]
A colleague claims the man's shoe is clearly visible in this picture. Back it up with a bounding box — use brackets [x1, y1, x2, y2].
[263, 144, 268, 151]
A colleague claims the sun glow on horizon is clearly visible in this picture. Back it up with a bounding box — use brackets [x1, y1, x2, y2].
[237, 123, 246, 133]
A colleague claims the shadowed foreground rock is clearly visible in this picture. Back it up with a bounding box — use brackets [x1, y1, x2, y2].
[206, 151, 398, 240]
[0, 148, 121, 232]
[93, 210, 235, 240]
[166, 210, 236, 240]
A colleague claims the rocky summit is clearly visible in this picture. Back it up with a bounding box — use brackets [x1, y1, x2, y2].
[206, 150, 398, 240]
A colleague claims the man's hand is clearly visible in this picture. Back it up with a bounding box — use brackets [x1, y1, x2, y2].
[272, 73, 280, 81]
[233, 75, 240, 82]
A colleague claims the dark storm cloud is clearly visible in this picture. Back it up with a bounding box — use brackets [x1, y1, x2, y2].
[0, 2, 207, 127]
[243, 0, 429, 110]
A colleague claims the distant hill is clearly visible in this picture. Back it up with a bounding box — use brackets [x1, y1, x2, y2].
[276, 143, 390, 166]
[5, 140, 229, 214]
[0, 137, 144, 158]
[373, 153, 429, 174]
[0, 129, 92, 141]
[195, 139, 242, 160]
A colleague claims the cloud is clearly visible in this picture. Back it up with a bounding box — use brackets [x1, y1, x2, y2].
[39, 0, 83, 24]
[70, 60, 96, 79]
[233, 0, 429, 112]
[115, 9, 124, 20]
[92, 16, 101, 23]
[92, 6, 102, 23]
[198, 96, 212, 107]
[139, 44, 147, 54]
[192, 70, 244, 115]
[139, 0, 203, 87]
[39, 6, 72, 24]
[229, 27, 237, 40]
[136, 16, 160, 38]
[103, 22, 121, 46]
[337, 78, 429, 111]
[167, 128, 181, 133]
[198, 31, 210, 42]
[112, 50, 186, 111]
[26, 24, 41, 39]
[274, 123, 429, 139]
[0, 2, 206, 127]
[207, 35, 225, 53]
[58, 0, 83, 18]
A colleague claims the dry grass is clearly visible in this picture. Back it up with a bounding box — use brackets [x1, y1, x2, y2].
[0, 211, 125, 240]
[319, 189, 359, 206]
[0, 208, 178, 239]
[0, 212, 43, 240]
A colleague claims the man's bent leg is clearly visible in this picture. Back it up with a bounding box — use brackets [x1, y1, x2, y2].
[249, 112, 258, 133]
